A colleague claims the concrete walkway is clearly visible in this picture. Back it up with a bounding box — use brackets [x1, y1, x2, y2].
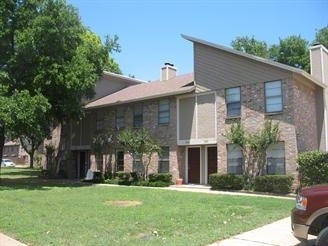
[209, 217, 316, 246]
[0, 184, 315, 246]
[0, 232, 27, 246]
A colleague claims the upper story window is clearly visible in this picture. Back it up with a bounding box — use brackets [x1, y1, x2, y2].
[115, 109, 125, 129]
[265, 81, 282, 113]
[158, 99, 170, 125]
[225, 87, 241, 117]
[133, 104, 143, 128]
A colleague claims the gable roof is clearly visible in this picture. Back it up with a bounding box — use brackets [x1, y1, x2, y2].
[86, 73, 195, 109]
[182, 34, 325, 88]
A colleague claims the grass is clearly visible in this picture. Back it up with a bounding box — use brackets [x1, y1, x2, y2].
[0, 167, 295, 246]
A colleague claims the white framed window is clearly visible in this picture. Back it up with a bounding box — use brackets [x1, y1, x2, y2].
[115, 109, 125, 129]
[133, 104, 143, 128]
[226, 87, 241, 117]
[266, 142, 285, 175]
[158, 99, 170, 125]
[158, 146, 169, 173]
[227, 144, 243, 174]
[265, 81, 282, 113]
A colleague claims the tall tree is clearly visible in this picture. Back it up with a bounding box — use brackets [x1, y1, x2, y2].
[0, 85, 14, 175]
[9, 90, 50, 168]
[0, 0, 121, 168]
[0, 0, 121, 122]
[271, 35, 310, 72]
[118, 128, 161, 180]
[231, 36, 269, 58]
[314, 26, 328, 49]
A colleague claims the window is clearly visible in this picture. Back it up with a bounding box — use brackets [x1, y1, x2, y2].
[227, 144, 243, 174]
[133, 155, 144, 173]
[133, 104, 143, 128]
[158, 147, 169, 173]
[116, 150, 124, 172]
[226, 87, 241, 117]
[115, 109, 125, 129]
[96, 113, 104, 131]
[266, 142, 285, 174]
[265, 81, 282, 113]
[158, 99, 170, 125]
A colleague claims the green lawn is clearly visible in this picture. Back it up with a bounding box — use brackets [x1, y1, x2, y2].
[0, 167, 295, 246]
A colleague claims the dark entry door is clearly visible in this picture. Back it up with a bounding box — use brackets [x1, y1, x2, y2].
[79, 151, 86, 178]
[207, 147, 217, 182]
[188, 147, 200, 183]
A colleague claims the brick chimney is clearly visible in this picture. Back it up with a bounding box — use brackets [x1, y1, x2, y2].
[310, 44, 328, 85]
[161, 62, 177, 81]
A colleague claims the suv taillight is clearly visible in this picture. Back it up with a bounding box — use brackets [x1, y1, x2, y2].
[296, 193, 307, 211]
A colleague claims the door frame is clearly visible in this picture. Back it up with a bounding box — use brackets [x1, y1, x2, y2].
[205, 145, 218, 184]
[185, 146, 201, 184]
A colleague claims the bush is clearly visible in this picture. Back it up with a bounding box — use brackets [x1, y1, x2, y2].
[104, 178, 119, 185]
[117, 171, 132, 185]
[209, 173, 244, 190]
[148, 173, 172, 183]
[93, 171, 104, 183]
[254, 175, 293, 194]
[297, 151, 328, 186]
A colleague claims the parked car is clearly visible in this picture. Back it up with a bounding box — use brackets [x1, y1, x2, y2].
[291, 184, 328, 246]
[1, 158, 16, 167]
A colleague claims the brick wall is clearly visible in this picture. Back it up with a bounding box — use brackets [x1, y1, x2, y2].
[216, 79, 299, 176]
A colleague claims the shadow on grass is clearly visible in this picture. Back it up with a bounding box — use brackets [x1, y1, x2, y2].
[0, 167, 92, 191]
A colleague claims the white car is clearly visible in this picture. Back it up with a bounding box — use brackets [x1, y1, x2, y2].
[1, 159, 15, 167]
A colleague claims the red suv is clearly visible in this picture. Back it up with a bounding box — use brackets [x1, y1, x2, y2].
[291, 184, 328, 246]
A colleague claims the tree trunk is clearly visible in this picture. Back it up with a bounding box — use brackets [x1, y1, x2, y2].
[29, 148, 35, 169]
[0, 125, 5, 181]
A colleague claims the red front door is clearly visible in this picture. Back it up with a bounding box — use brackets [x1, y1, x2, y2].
[188, 147, 200, 183]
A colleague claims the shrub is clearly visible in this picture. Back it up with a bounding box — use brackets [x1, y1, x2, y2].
[104, 178, 119, 185]
[209, 173, 244, 190]
[93, 171, 104, 183]
[117, 171, 131, 185]
[104, 171, 113, 180]
[297, 151, 328, 186]
[254, 175, 293, 194]
[147, 173, 172, 187]
[148, 173, 172, 183]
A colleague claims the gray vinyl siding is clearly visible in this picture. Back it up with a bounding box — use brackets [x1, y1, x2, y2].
[179, 97, 196, 140]
[197, 93, 216, 139]
[193, 43, 292, 90]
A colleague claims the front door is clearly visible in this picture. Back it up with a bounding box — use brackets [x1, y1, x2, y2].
[188, 147, 200, 183]
[207, 147, 217, 182]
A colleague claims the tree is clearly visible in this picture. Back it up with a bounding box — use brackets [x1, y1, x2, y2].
[271, 35, 310, 72]
[314, 26, 328, 48]
[91, 129, 118, 173]
[0, 0, 121, 172]
[9, 90, 50, 168]
[117, 128, 161, 180]
[225, 120, 279, 188]
[0, 0, 121, 122]
[0, 85, 14, 176]
[231, 36, 269, 58]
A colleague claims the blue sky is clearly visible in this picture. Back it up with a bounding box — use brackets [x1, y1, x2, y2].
[67, 0, 328, 82]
